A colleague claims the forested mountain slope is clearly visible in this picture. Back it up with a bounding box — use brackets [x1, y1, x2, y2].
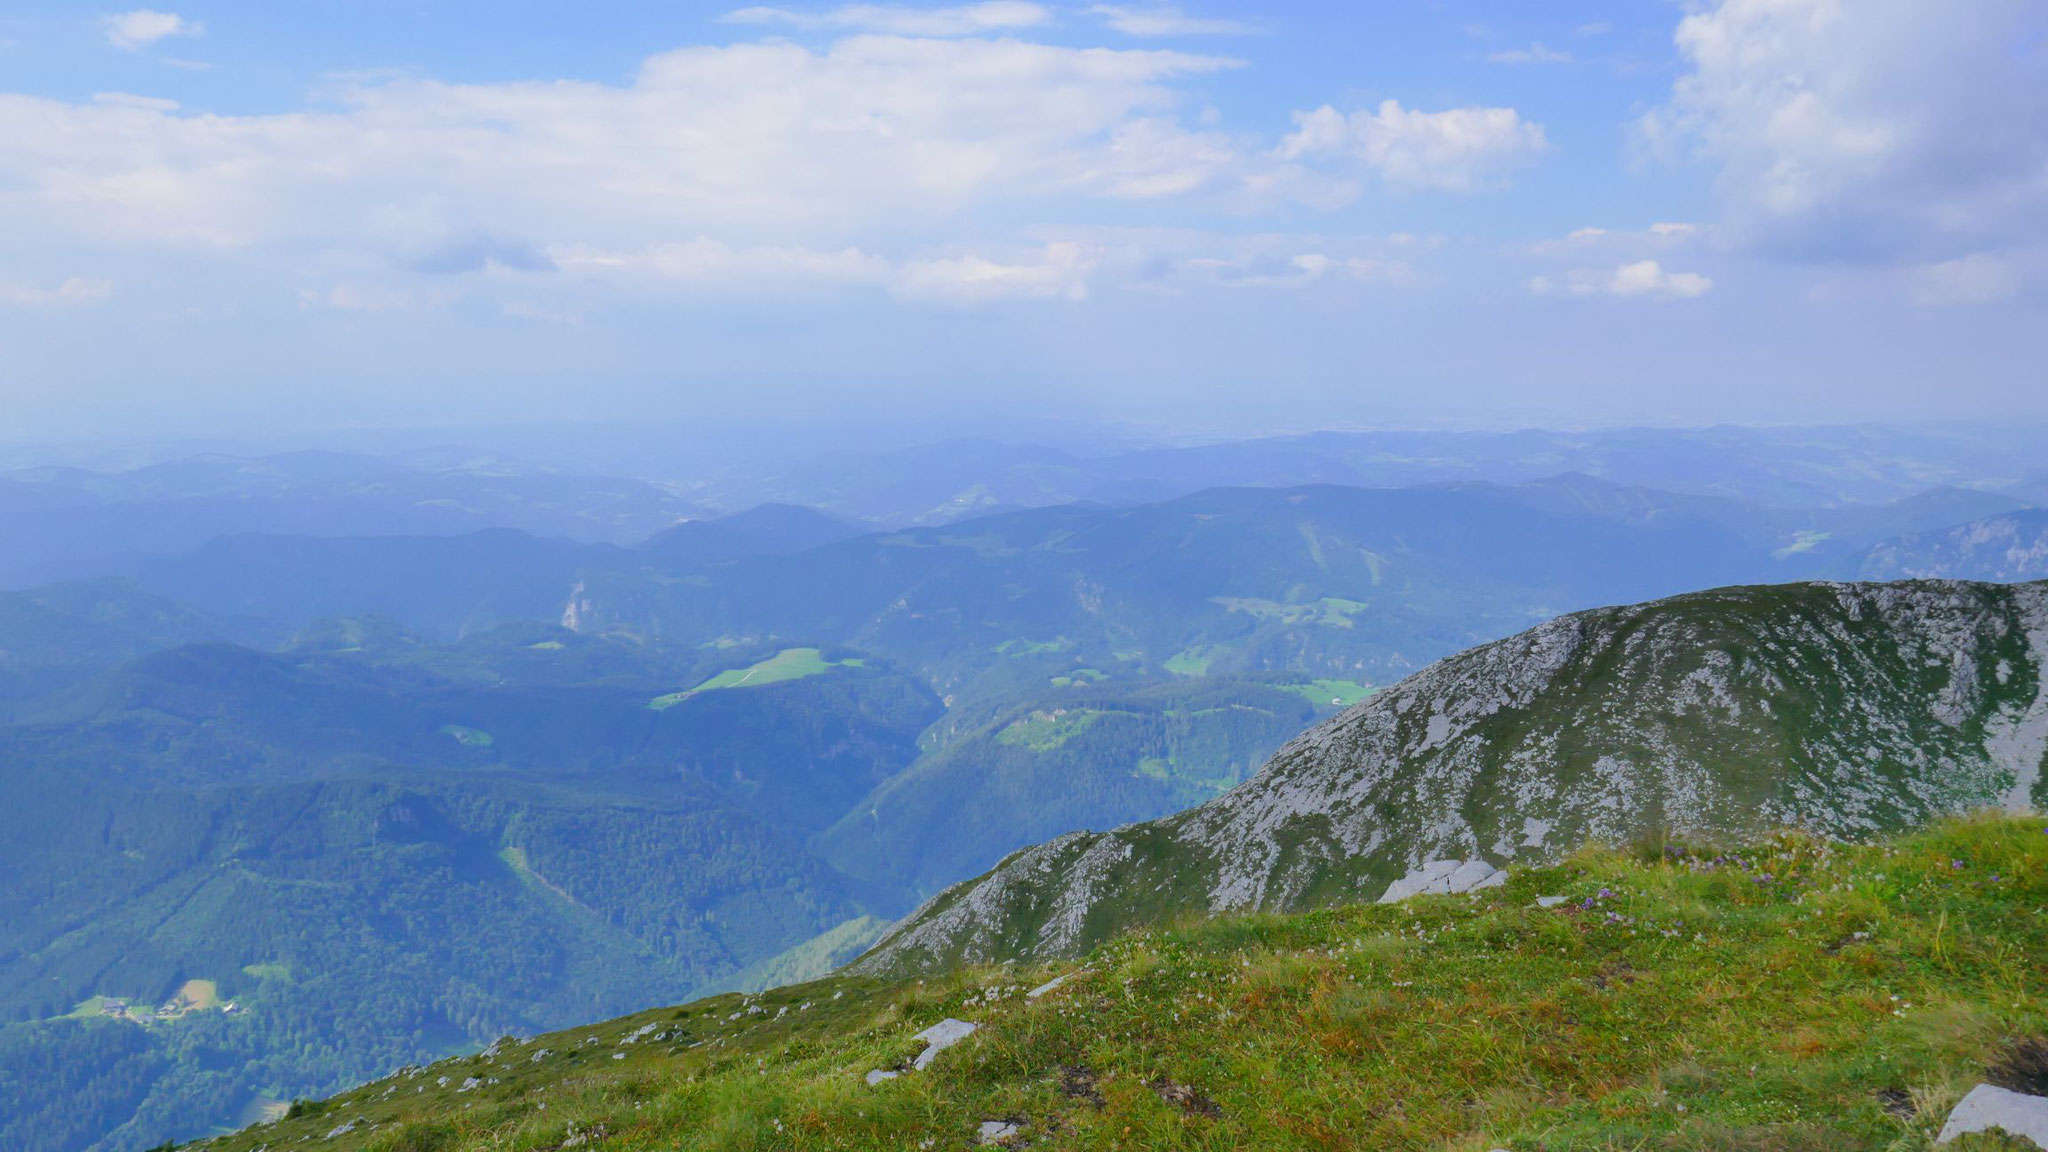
[0, 647, 940, 1151]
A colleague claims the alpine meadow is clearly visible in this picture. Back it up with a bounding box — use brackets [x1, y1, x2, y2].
[2, 2, 2046, 1150]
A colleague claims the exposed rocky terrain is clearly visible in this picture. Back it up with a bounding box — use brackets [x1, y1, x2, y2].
[856, 579, 2048, 973]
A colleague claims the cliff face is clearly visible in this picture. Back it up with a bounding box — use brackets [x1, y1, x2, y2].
[856, 579, 2048, 974]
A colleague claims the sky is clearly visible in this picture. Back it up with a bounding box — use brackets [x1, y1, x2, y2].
[0, 0, 2044, 443]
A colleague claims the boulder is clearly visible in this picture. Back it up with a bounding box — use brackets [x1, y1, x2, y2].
[1937, 1084, 2048, 1147]
[911, 1018, 979, 1071]
[1379, 859, 1507, 903]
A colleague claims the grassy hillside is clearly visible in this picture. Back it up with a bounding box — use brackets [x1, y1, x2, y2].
[185, 815, 2048, 1151]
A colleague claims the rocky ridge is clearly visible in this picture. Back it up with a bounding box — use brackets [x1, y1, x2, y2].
[854, 579, 2048, 974]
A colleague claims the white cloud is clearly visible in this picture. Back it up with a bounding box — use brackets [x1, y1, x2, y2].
[553, 237, 1096, 303]
[896, 241, 1097, 301]
[721, 3, 1050, 35]
[0, 277, 114, 306]
[1526, 221, 1702, 257]
[0, 37, 1245, 254]
[1278, 99, 1549, 192]
[1640, 0, 2048, 266]
[553, 238, 894, 291]
[1178, 250, 1412, 289]
[0, 27, 1530, 320]
[1045, 225, 1428, 293]
[1532, 260, 1713, 299]
[1910, 253, 2022, 306]
[1609, 260, 1712, 298]
[1487, 42, 1570, 65]
[1088, 6, 1257, 37]
[549, 227, 1437, 301]
[103, 10, 203, 51]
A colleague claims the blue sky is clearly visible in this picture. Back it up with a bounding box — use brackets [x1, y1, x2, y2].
[0, 1, 2043, 442]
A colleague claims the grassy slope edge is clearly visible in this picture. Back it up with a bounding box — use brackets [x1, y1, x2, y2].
[186, 815, 2048, 1152]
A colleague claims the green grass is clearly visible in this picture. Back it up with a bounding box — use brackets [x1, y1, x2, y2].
[1162, 645, 1224, 677]
[648, 649, 864, 710]
[188, 815, 2048, 1152]
[1212, 596, 1370, 628]
[1284, 678, 1375, 708]
[994, 709, 1106, 751]
[994, 638, 1072, 657]
[438, 724, 494, 748]
[62, 995, 123, 1021]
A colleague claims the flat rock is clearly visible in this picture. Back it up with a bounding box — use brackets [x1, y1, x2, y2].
[1937, 1083, 2048, 1147]
[864, 1069, 899, 1086]
[1535, 895, 1567, 908]
[1027, 973, 1079, 999]
[1380, 859, 1506, 903]
[978, 1120, 1021, 1144]
[911, 1018, 979, 1070]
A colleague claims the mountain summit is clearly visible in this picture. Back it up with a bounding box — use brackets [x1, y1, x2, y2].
[855, 579, 2048, 974]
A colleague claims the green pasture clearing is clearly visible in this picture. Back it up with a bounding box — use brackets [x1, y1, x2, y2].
[1162, 644, 1225, 677]
[439, 724, 495, 747]
[1284, 678, 1375, 708]
[1212, 596, 1369, 628]
[647, 648, 864, 710]
[995, 708, 1108, 751]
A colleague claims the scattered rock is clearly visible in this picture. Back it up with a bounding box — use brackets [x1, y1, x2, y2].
[911, 1018, 979, 1071]
[864, 1069, 900, 1086]
[1379, 859, 1506, 903]
[1535, 895, 1567, 908]
[1148, 1076, 1222, 1118]
[977, 1120, 1021, 1145]
[1027, 972, 1081, 999]
[1937, 1084, 2048, 1147]
[324, 1120, 356, 1138]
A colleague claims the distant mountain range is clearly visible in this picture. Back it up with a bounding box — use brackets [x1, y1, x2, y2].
[7, 423, 2048, 587]
[0, 451, 703, 588]
[108, 476, 2048, 700]
[854, 578, 2048, 973]
[684, 424, 2048, 523]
